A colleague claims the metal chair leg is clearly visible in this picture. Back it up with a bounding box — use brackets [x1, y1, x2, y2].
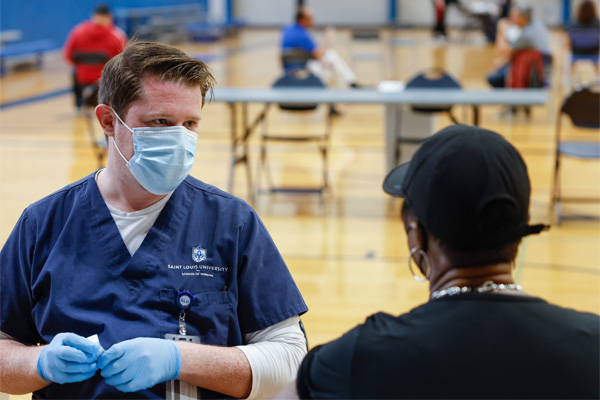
[552, 114, 563, 225]
[321, 143, 328, 191]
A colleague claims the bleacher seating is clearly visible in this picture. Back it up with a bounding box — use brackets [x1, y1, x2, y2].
[114, 4, 243, 44]
[0, 39, 54, 76]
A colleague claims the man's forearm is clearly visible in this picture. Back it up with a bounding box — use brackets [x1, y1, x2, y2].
[177, 342, 252, 398]
[0, 339, 48, 394]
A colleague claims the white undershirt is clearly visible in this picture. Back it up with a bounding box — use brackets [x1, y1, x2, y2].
[105, 192, 173, 255]
[96, 171, 307, 398]
[96, 169, 172, 256]
[239, 316, 307, 399]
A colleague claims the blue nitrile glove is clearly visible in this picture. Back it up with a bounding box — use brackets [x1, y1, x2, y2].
[37, 332, 103, 384]
[98, 337, 181, 392]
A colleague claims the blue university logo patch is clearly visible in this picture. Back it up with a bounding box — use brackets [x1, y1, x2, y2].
[192, 245, 207, 263]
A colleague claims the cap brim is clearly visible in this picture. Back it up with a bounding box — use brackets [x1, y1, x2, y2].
[383, 162, 410, 197]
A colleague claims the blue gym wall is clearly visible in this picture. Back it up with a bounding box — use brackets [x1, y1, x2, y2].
[0, 0, 207, 49]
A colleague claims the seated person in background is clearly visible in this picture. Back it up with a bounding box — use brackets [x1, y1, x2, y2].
[0, 40, 308, 400]
[281, 6, 359, 89]
[565, 0, 600, 74]
[498, 0, 514, 19]
[277, 124, 600, 399]
[495, 2, 523, 49]
[63, 3, 127, 110]
[470, 0, 514, 44]
[432, 0, 462, 40]
[487, 5, 551, 88]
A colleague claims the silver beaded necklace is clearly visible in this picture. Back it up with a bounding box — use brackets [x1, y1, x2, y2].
[430, 280, 523, 300]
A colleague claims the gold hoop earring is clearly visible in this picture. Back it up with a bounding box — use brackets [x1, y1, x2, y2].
[408, 248, 431, 282]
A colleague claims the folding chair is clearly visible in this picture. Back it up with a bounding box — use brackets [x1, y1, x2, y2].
[395, 68, 461, 164]
[350, 27, 384, 85]
[552, 83, 600, 225]
[281, 48, 314, 73]
[81, 85, 107, 168]
[258, 69, 332, 195]
[405, 67, 461, 121]
[73, 52, 110, 168]
[567, 23, 599, 68]
[504, 49, 550, 117]
[565, 24, 600, 87]
[567, 25, 599, 88]
[508, 49, 546, 89]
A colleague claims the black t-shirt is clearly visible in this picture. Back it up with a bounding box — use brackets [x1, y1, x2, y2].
[297, 294, 600, 399]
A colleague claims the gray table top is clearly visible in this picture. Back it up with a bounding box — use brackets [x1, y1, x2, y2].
[211, 87, 548, 106]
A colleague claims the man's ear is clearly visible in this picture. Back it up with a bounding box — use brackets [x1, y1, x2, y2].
[96, 104, 116, 137]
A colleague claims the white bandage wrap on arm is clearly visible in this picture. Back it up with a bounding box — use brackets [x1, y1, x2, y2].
[236, 316, 307, 400]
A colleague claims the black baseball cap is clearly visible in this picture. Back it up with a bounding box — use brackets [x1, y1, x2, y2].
[383, 124, 548, 250]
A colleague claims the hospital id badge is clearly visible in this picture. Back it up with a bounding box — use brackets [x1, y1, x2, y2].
[165, 333, 201, 343]
[165, 334, 202, 400]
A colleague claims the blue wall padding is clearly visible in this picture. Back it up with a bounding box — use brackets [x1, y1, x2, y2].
[0, 0, 207, 50]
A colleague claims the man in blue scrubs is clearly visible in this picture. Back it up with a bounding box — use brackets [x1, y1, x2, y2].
[0, 40, 308, 399]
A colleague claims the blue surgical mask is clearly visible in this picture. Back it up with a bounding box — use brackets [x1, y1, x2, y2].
[111, 110, 198, 195]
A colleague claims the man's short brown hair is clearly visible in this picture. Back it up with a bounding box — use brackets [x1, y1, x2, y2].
[98, 40, 216, 117]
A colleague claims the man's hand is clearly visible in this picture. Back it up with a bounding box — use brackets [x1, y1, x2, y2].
[98, 337, 180, 392]
[37, 332, 103, 384]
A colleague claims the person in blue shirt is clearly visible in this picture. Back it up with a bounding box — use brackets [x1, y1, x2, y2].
[281, 10, 318, 59]
[280, 6, 358, 89]
[0, 40, 308, 399]
[565, 0, 599, 76]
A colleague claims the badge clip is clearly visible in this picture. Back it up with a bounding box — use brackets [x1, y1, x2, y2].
[176, 290, 194, 336]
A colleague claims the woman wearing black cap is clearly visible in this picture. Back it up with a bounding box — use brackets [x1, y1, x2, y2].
[282, 125, 600, 399]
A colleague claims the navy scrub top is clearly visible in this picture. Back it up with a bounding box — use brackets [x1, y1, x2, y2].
[0, 173, 308, 399]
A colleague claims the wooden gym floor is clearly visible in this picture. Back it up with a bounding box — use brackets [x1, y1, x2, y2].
[0, 27, 598, 364]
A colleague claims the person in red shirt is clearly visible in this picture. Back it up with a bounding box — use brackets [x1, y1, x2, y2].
[64, 4, 127, 110]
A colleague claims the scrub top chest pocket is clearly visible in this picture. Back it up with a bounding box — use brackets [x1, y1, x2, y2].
[159, 288, 235, 346]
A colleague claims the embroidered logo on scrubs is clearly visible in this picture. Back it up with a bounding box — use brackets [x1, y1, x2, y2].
[192, 245, 207, 263]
